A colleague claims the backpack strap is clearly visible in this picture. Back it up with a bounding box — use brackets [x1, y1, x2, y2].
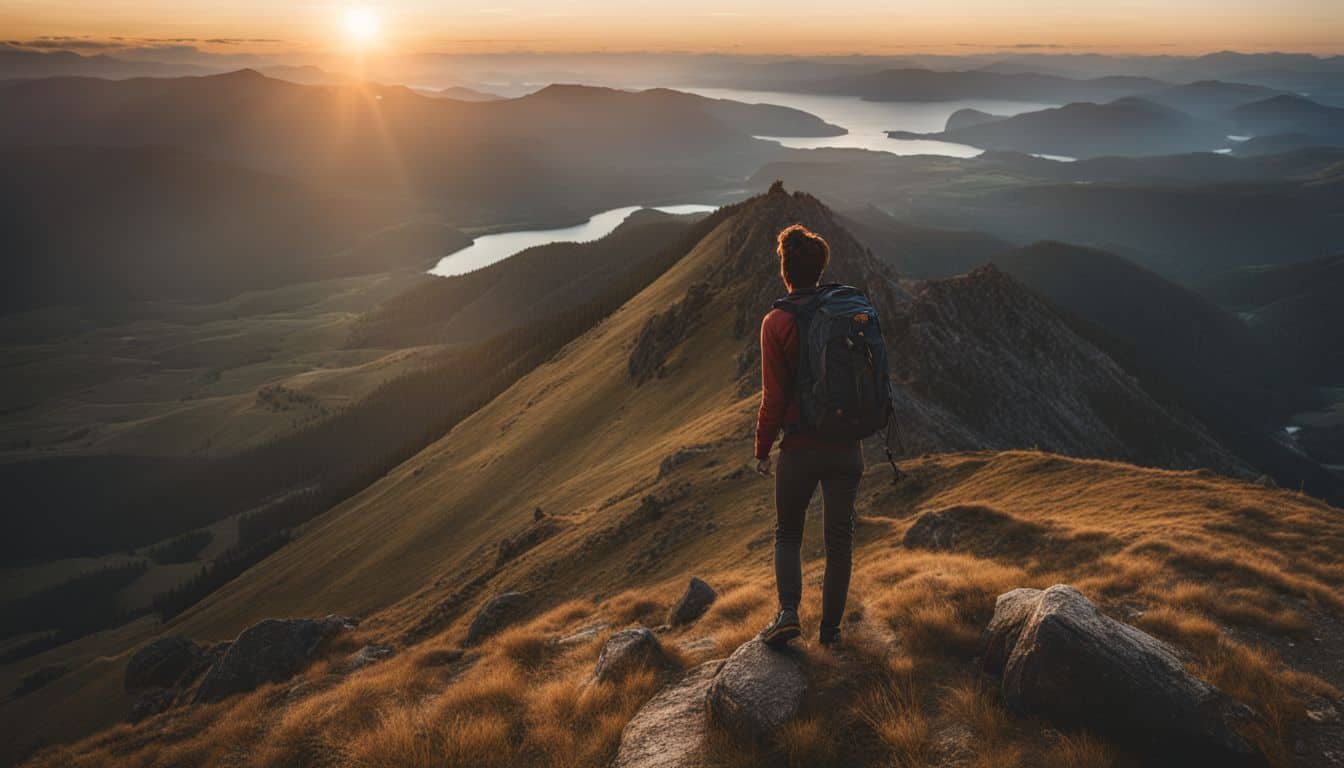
[770, 288, 828, 436]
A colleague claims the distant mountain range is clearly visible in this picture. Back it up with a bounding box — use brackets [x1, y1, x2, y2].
[806, 67, 1166, 103]
[890, 97, 1228, 158]
[0, 145, 451, 314]
[0, 71, 817, 228]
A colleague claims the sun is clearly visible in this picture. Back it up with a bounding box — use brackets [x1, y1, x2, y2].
[342, 6, 381, 45]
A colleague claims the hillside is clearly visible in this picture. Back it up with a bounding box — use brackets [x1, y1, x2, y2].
[837, 205, 1011, 279]
[349, 209, 710, 347]
[0, 72, 807, 228]
[889, 98, 1227, 158]
[1228, 95, 1344, 143]
[1140, 80, 1287, 115]
[1, 186, 1302, 764]
[13, 451, 1343, 767]
[1199, 254, 1344, 387]
[0, 145, 457, 313]
[808, 67, 1164, 103]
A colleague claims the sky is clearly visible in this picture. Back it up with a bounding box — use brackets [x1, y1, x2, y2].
[3, 0, 1343, 55]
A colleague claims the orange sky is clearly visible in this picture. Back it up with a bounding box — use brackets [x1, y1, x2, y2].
[3, 1, 1342, 55]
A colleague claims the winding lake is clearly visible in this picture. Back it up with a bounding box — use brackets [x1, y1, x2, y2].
[429, 204, 717, 277]
[429, 88, 1062, 277]
[674, 87, 1057, 156]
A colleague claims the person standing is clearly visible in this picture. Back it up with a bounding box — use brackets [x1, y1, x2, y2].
[753, 224, 868, 650]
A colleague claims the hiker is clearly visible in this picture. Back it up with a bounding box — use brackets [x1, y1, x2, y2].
[753, 224, 893, 649]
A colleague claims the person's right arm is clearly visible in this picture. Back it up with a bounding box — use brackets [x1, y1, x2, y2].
[754, 310, 795, 473]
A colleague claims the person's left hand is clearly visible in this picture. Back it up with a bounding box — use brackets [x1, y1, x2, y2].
[755, 456, 772, 477]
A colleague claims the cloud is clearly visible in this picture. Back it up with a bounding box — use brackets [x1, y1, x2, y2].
[16, 36, 122, 50]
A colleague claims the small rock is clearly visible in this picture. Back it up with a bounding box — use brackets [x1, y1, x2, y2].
[1307, 698, 1339, 724]
[903, 504, 1014, 551]
[193, 615, 357, 704]
[348, 643, 394, 670]
[983, 585, 1269, 767]
[668, 577, 717, 626]
[463, 592, 529, 647]
[125, 635, 203, 691]
[705, 639, 807, 743]
[534, 506, 545, 521]
[613, 660, 723, 768]
[595, 628, 670, 683]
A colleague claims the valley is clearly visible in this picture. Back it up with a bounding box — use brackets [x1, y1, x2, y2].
[1, 46, 1343, 768]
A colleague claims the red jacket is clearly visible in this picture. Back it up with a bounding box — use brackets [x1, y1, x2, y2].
[754, 304, 857, 460]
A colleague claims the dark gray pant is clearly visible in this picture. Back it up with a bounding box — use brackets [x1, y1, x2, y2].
[773, 444, 864, 629]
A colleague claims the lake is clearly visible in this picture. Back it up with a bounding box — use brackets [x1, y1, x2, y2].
[675, 87, 1057, 156]
[429, 204, 717, 277]
[428, 88, 1061, 277]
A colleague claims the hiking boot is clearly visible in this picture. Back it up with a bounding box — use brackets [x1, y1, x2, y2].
[758, 608, 802, 648]
[818, 625, 842, 649]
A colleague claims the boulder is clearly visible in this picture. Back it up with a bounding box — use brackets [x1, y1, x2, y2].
[125, 635, 203, 691]
[347, 643, 394, 670]
[983, 585, 1269, 767]
[667, 577, 717, 626]
[594, 628, 670, 683]
[463, 592, 529, 647]
[613, 660, 723, 768]
[705, 639, 807, 743]
[193, 615, 357, 704]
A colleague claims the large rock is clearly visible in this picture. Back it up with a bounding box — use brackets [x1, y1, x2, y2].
[594, 628, 670, 683]
[193, 615, 356, 704]
[705, 639, 807, 743]
[463, 592, 529, 647]
[667, 577, 717, 626]
[613, 660, 723, 768]
[984, 585, 1269, 767]
[125, 635, 203, 691]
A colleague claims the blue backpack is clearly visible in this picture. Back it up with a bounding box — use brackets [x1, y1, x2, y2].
[774, 284, 893, 444]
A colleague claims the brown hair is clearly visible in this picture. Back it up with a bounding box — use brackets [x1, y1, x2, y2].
[776, 224, 830, 290]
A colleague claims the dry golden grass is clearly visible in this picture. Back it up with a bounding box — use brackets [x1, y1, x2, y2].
[21, 451, 1344, 768]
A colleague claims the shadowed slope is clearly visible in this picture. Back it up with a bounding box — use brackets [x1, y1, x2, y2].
[0, 187, 1262, 760]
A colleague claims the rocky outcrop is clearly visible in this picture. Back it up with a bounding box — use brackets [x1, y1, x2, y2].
[667, 577, 717, 626]
[705, 639, 808, 743]
[594, 627, 670, 683]
[463, 592, 529, 647]
[628, 282, 713, 384]
[902, 505, 1044, 553]
[496, 518, 562, 567]
[125, 635, 203, 691]
[885, 266, 1249, 475]
[658, 446, 710, 478]
[193, 615, 357, 704]
[983, 585, 1269, 767]
[612, 660, 723, 768]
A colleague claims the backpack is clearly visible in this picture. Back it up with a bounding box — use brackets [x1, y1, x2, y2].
[774, 284, 893, 443]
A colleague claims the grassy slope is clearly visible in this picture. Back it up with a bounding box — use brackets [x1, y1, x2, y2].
[19, 450, 1344, 767]
[6, 203, 1343, 764]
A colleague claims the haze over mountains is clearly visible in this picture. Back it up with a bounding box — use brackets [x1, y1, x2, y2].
[2, 44, 1344, 767]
